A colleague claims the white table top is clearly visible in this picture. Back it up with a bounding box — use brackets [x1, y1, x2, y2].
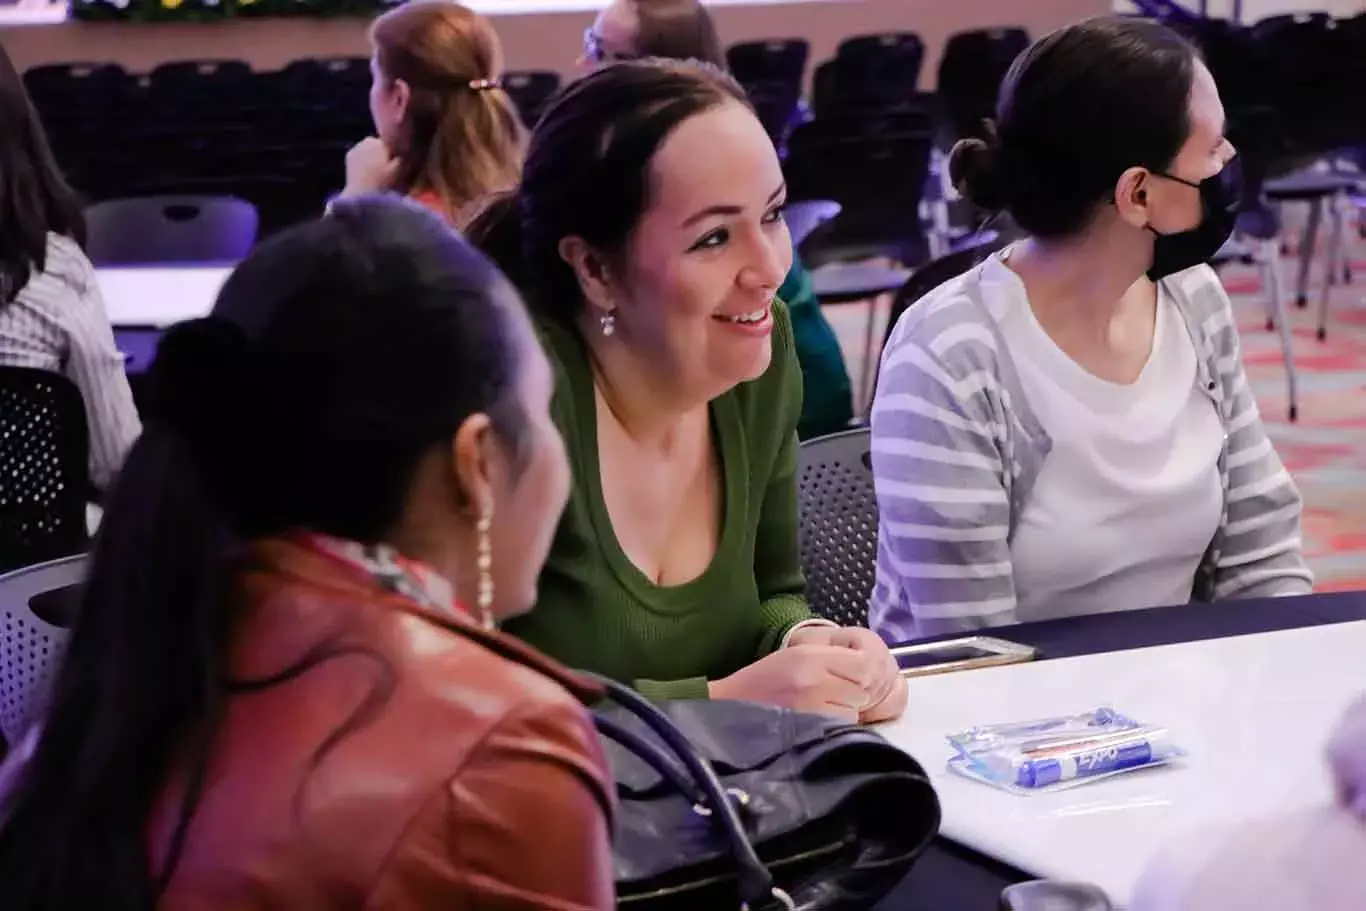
[96, 265, 232, 328]
[875, 622, 1366, 908]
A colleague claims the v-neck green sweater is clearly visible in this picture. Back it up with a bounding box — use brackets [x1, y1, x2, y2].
[503, 301, 813, 701]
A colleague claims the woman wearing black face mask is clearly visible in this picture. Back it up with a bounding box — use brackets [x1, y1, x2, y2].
[867, 16, 1311, 641]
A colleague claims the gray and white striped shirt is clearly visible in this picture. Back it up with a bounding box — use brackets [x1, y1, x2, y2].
[0, 233, 141, 490]
[870, 258, 1312, 642]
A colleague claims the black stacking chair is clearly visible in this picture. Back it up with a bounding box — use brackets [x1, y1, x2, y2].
[936, 27, 1029, 143]
[727, 38, 809, 97]
[148, 59, 255, 111]
[811, 32, 926, 117]
[786, 113, 936, 268]
[744, 80, 802, 151]
[22, 62, 136, 116]
[0, 369, 91, 574]
[502, 70, 562, 129]
[797, 427, 877, 627]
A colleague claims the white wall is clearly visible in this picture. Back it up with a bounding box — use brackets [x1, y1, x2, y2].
[1115, 0, 1364, 21]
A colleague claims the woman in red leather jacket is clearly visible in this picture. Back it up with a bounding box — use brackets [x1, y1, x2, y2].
[0, 196, 615, 910]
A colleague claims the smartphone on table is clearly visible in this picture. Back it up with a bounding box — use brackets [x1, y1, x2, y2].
[891, 636, 1037, 679]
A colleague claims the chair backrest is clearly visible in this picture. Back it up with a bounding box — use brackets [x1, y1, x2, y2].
[726, 39, 809, 94]
[742, 79, 802, 149]
[0, 368, 90, 575]
[936, 27, 1030, 141]
[812, 35, 926, 116]
[785, 116, 935, 214]
[797, 427, 876, 627]
[148, 59, 254, 99]
[501, 70, 562, 128]
[0, 553, 87, 747]
[22, 62, 134, 113]
[84, 194, 260, 265]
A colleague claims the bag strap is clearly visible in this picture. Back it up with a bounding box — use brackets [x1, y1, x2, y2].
[592, 714, 706, 805]
[583, 672, 795, 911]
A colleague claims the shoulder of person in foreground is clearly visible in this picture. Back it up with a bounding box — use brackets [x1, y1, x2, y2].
[1165, 264, 1313, 600]
[869, 266, 1019, 641]
[366, 634, 616, 909]
[1131, 694, 1366, 911]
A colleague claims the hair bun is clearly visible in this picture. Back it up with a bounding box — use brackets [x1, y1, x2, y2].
[948, 131, 1011, 213]
[146, 317, 273, 458]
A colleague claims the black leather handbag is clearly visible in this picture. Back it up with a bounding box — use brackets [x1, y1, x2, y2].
[585, 674, 941, 910]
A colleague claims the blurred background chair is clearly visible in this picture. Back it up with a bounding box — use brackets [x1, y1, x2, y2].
[84, 195, 260, 265]
[0, 553, 86, 751]
[0, 369, 90, 575]
[501, 70, 561, 129]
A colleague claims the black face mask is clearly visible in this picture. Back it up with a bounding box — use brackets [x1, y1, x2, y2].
[1145, 157, 1241, 281]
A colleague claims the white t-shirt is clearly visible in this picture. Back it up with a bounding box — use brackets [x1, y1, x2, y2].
[988, 258, 1224, 623]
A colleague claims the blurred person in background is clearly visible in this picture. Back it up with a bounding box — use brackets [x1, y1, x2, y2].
[338, 0, 525, 228]
[0, 40, 139, 492]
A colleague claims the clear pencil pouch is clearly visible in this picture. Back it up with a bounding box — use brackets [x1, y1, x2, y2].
[946, 707, 1184, 794]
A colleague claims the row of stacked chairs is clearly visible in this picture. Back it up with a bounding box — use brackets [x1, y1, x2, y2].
[22, 26, 1033, 262]
[23, 58, 562, 235]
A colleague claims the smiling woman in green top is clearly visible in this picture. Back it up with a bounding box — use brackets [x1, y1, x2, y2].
[467, 59, 906, 724]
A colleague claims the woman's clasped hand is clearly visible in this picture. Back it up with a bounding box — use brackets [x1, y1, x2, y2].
[711, 624, 906, 724]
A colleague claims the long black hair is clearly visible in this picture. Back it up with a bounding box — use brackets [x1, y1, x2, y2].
[465, 58, 748, 323]
[0, 42, 86, 304]
[0, 196, 531, 909]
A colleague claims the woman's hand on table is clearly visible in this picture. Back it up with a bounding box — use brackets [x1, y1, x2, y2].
[785, 624, 907, 724]
[709, 645, 878, 723]
[342, 137, 401, 197]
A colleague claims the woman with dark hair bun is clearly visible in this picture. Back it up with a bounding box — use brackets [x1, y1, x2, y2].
[0, 197, 614, 910]
[870, 16, 1310, 641]
[467, 59, 905, 724]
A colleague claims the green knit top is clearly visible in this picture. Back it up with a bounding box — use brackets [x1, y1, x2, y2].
[503, 301, 813, 700]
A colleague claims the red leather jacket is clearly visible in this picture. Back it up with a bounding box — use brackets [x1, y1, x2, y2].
[147, 538, 616, 909]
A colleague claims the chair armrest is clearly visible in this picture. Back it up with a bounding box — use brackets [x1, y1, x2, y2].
[1000, 881, 1114, 911]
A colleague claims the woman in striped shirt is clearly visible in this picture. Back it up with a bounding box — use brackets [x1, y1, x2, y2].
[870, 17, 1311, 642]
[0, 43, 139, 492]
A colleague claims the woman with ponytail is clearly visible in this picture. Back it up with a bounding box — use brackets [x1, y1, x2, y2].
[0, 196, 614, 910]
[338, 0, 526, 228]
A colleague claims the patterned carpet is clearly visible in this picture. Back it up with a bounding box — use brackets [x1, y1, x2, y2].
[823, 238, 1366, 595]
[1224, 250, 1366, 593]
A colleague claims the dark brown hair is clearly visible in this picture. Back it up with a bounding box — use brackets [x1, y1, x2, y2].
[949, 16, 1200, 239]
[0, 41, 86, 304]
[465, 59, 748, 325]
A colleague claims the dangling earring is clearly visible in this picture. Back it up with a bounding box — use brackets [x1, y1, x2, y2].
[600, 310, 616, 337]
[476, 505, 495, 631]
